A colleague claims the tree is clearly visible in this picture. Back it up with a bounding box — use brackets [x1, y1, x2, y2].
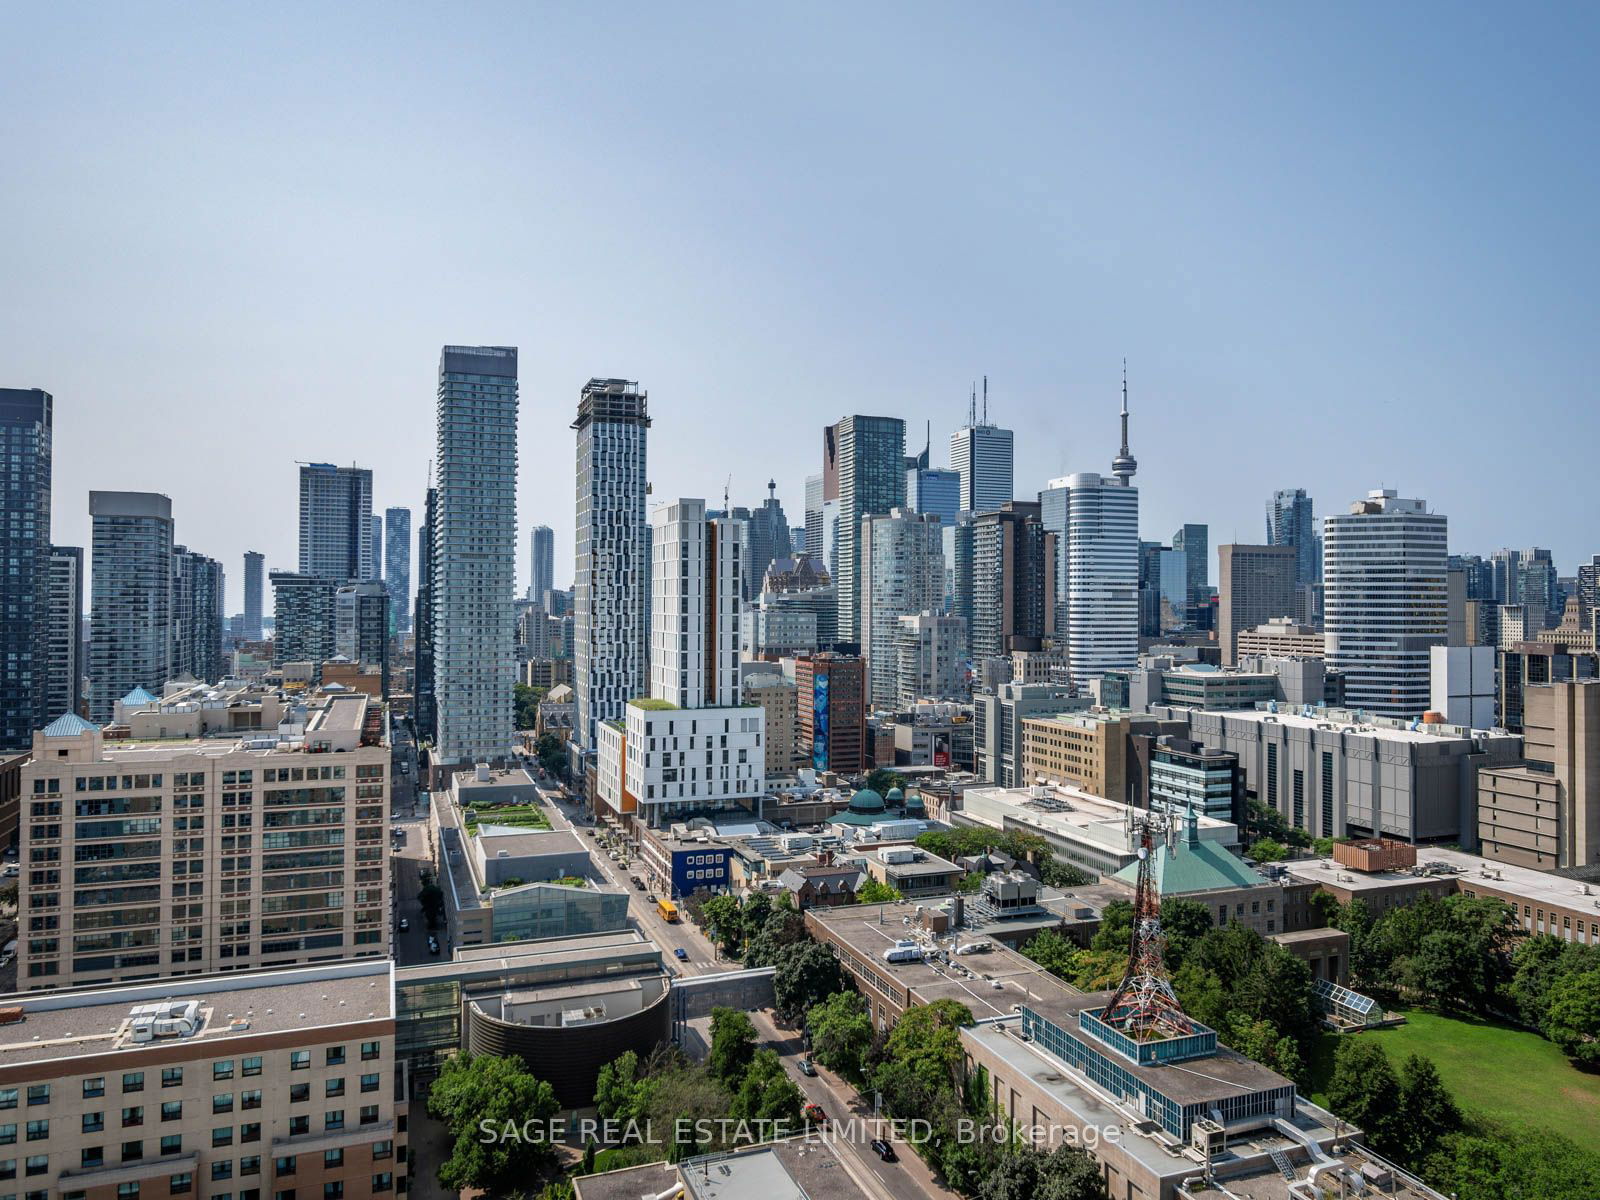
[1325, 1037, 1403, 1158]
[707, 1007, 757, 1088]
[856, 878, 902, 903]
[1399, 929, 1490, 1012]
[745, 906, 809, 968]
[1249, 837, 1288, 863]
[728, 1049, 803, 1126]
[535, 732, 569, 781]
[1159, 897, 1213, 968]
[885, 1000, 972, 1089]
[773, 940, 846, 1019]
[418, 874, 446, 931]
[1038, 857, 1093, 887]
[513, 682, 545, 730]
[740, 891, 774, 946]
[1394, 1053, 1461, 1162]
[1021, 929, 1079, 978]
[806, 991, 872, 1079]
[1069, 949, 1127, 991]
[1089, 899, 1133, 953]
[1545, 968, 1600, 1066]
[866, 767, 906, 796]
[594, 1050, 643, 1123]
[977, 1143, 1108, 1200]
[427, 1053, 560, 1194]
[701, 894, 744, 957]
[1225, 1015, 1305, 1085]
[956, 871, 986, 894]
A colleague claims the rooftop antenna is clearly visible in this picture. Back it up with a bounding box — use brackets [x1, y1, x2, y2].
[723, 474, 731, 513]
[982, 375, 988, 425]
[969, 383, 977, 428]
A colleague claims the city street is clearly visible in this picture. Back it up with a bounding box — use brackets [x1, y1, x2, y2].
[751, 1010, 962, 1200]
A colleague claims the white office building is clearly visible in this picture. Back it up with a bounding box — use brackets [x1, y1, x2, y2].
[598, 498, 765, 827]
[1431, 644, 1497, 729]
[1061, 472, 1140, 684]
[950, 419, 1014, 514]
[573, 379, 651, 761]
[860, 508, 945, 709]
[433, 345, 518, 764]
[1323, 489, 1448, 720]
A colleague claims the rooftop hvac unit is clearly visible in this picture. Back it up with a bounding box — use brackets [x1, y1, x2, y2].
[128, 999, 201, 1042]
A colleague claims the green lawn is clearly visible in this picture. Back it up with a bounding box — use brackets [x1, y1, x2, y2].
[462, 804, 552, 836]
[1308, 1008, 1600, 1145]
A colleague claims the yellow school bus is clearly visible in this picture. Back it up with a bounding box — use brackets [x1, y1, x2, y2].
[657, 898, 679, 923]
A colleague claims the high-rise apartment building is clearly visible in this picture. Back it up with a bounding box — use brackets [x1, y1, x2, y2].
[970, 502, 1056, 662]
[414, 486, 438, 742]
[18, 688, 390, 988]
[367, 512, 383, 582]
[1217, 544, 1296, 666]
[433, 345, 518, 765]
[1267, 488, 1318, 587]
[895, 611, 966, 704]
[573, 379, 651, 763]
[1323, 489, 1448, 719]
[803, 473, 825, 559]
[950, 385, 1014, 514]
[1061, 473, 1139, 683]
[384, 506, 411, 633]
[0, 388, 52, 749]
[596, 498, 765, 827]
[336, 581, 391, 692]
[171, 545, 224, 681]
[832, 415, 906, 643]
[270, 572, 338, 667]
[242, 549, 265, 640]
[88, 491, 174, 722]
[529, 523, 555, 605]
[297, 462, 373, 582]
[45, 544, 83, 720]
[860, 509, 945, 709]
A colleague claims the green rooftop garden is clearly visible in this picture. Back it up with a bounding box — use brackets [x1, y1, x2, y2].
[629, 697, 679, 711]
[462, 804, 552, 837]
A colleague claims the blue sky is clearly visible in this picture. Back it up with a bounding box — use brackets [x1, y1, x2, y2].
[3, 2, 1596, 610]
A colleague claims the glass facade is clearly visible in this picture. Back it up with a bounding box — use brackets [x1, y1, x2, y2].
[491, 883, 629, 943]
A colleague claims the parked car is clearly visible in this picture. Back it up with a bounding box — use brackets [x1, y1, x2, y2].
[427, 935, 440, 956]
[673, 947, 689, 961]
[803, 1103, 826, 1123]
[870, 1138, 897, 1162]
[398, 918, 409, 932]
[798, 1059, 816, 1077]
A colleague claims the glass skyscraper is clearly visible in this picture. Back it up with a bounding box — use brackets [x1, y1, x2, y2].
[529, 524, 554, 605]
[1267, 488, 1317, 586]
[385, 507, 412, 633]
[88, 491, 174, 722]
[242, 550, 265, 640]
[433, 346, 518, 764]
[832, 415, 906, 643]
[0, 388, 52, 748]
[950, 420, 1014, 514]
[298, 462, 373, 582]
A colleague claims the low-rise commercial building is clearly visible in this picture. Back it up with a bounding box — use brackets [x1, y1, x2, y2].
[575, 1135, 876, 1200]
[1477, 680, 1600, 869]
[855, 843, 963, 898]
[974, 682, 1087, 787]
[1019, 709, 1177, 803]
[1234, 616, 1326, 659]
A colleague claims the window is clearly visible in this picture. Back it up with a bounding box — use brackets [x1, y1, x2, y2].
[82, 1147, 105, 1168]
[0, 1125, 12, 1145]
[161, 1068, 183, 1089]
[83, 1112, 104, 1133]
[242, 1090, 262, 1111]
[288, 1052, 310, 1071]
[274, 1156, 296, 1177]
[324, 1047, 345, 1067]
[288, 1117, 309, 1137]
[371, 1174, 393, 1193]
[0, 1091, 15, 1110]
[122, 1140, 143, 1162]
[212, 1162, 233, 1182]
[23, 1088, 46, 1108]
[123, 1107, 144, 1128]
[159, 1135, 181, 1155]
[118, 1185, 140, 1200]
[240, 1123, 261, 1144]
[323, 1111, 344, 1132]
[214, 1061, 235, 1081]
[169, 1173, 192, 1196]
[241, 1055, 263, 1077]
[124, 1073, 145, 1094]
[323, 1185, 343, 1200]
[0, 1157, 14, 1180]
[213, 1127, 233, 1148]
[214, 1095, 235, 1114]
[358, 1106, 379, 1126]
[359, 1042, 380, 1062]
[23, 1157, 46, 1177]
[289, 1084, 309, 1104]
[323, 1150, 343, 1168]
[22, 1124, 45, 1143]
[360, 1074, 379, 1094]
[241, 1155, 261, 1175]
[371, 1141, 392, 1161]
[324, 1080, 344, 1099]
[83, 1078, 106, 1099]
[160, 1102, 182, 1122]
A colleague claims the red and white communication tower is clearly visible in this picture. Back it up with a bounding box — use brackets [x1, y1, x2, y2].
[1098, 807, 1194, 1041]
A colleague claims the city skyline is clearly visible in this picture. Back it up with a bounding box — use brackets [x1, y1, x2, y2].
[5, 5, 1597, 611]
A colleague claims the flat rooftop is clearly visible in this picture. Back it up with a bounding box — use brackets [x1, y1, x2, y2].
[807, 903, 1085, 1020]
[396, 929, 663, 986]
[0, 960, 393, 1069]
[1200, 705, 1514, 746]
[1288, 846, 1600, 912]
[854, 846, 961, 876]
[574, 1137, 872, 1200]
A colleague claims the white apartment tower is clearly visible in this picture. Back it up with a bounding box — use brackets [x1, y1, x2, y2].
[949, 379, 1014, 514]
[297, 462, 373, 581]
[433, 345, 518, 764]
[860, 508, 945, 709]
[597, 498, 765, 827]
[1324, 489, 1448, 719]
[573, 379, 651, 759]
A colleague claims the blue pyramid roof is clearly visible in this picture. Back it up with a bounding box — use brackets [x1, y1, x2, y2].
[120, 686, 157, 705]
[42, 712, 99, 737]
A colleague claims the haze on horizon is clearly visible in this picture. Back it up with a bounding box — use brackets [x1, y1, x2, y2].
[3, 2, 1597, 611]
